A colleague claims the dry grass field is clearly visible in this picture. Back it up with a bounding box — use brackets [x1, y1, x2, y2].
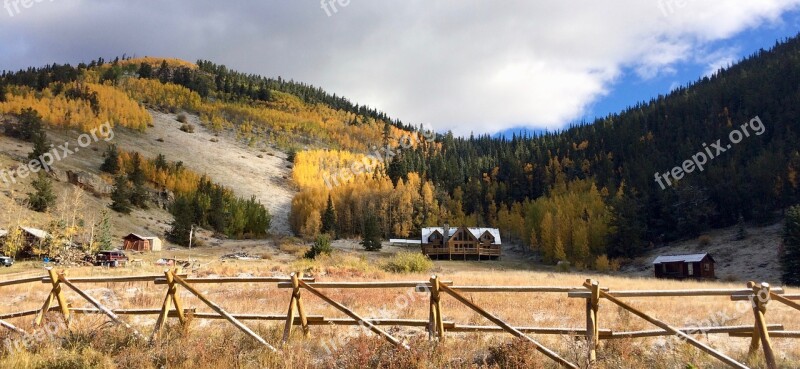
[0, 246, 798, 369]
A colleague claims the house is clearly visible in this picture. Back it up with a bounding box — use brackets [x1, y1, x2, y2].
[653, 253, 715, 280]
[122, 234, 162, 252]
[421, 225, 501, 260]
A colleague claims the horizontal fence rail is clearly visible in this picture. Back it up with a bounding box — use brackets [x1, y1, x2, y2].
[0, 270, 796, 369]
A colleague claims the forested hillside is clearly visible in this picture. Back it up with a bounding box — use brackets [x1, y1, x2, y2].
[3, 34, 800, 269]
[292, 35, 800, 270]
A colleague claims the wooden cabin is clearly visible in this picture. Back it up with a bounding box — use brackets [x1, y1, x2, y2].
[653, 253, 715, 280]
[122, 234, 162, 252]
[421, 225, 501, 260]
[0, 227, 51, 258]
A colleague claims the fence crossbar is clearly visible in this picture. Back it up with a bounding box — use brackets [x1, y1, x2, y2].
[586, 281, 748, 369]
[170, 272, 277, 351]
[439, 281, 578, 369]
[296, 278, 409, 349]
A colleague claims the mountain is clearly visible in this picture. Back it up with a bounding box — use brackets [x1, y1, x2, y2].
[2, 35, 799, 275]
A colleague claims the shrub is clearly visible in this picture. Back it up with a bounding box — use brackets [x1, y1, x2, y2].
[485, 338, 546, 369]
[179, 123, 195, 133]
[609, 258, 622, 272]
[698, 235, 711, 247]
[304, 234, 333, 259]
[382, 252, 433, 273]
[595, 254, 611, 272]
[176, 113, 188, 123]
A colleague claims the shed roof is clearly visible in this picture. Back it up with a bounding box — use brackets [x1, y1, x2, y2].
[652, 253, 713, 264]
[123, 233, 148, 241]
[21, 227, 48, 239]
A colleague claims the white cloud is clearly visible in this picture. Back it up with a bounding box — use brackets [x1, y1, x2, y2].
[0, 0, 799, 135]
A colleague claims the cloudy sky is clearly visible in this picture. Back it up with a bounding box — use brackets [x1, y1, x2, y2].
[2, 0, 800, 136]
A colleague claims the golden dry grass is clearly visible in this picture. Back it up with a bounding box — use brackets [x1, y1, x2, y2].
[0, 254, 798, 369]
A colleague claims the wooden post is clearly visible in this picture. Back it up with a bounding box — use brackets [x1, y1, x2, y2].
[58, 272, 144, 339]
[151, 268, 187, 341]
[429, 275, 445, 340]
[586, 281, 748, 369]
[0, 318, 27, 335]
[296, 278, 409, 349]
[439, 283, 578, 369]
[747, 281, 776, 369]
[171, 273, 277, 352]
[585, 279, 600, 366]
[282, 272, 309, 343]
[34, 269, 70, 327]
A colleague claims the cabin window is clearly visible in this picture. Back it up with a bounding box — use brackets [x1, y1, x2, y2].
[687, 263, 694, 276]
[704, 263, 710, 272]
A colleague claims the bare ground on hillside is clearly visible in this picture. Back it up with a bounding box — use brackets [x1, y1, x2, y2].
[622, 221, 783, 284]
[0, 129, 175, 243]
[111, 110, 295, 235]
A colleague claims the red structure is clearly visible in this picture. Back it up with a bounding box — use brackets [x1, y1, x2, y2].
[653, 253, 715, 280]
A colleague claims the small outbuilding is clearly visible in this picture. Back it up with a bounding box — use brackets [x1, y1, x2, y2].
[653, 253, 715, 280]
[122, 234, 162, 252]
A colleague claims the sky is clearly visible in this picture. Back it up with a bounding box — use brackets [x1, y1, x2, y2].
[2, 0, 800, 137]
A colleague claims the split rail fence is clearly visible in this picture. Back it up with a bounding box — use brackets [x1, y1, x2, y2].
[0, 269, 798, 369]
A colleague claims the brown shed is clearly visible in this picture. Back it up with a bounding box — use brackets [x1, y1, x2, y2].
[653, 253, 715, 280]
[122, 234, 152, 252]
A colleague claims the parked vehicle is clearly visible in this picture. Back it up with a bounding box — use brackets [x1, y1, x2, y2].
[94, 251, 129, 267]
[0, 256, 13, 267]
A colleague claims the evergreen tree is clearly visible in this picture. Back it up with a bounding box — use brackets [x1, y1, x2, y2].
[321, 195, 337, 236]
[96, 209, 113, 251]
[154, 153, 169, 171]
[110, 175, 132, 214]
[16, 108, 43, 141]
[607, 193, 647, 258]
[735, 215, 748, 241]
[137, 62, 153, 78]
[781, 206, 800, 286]
[168, 195, 195, 246]
[27, 119, 50, 164]
[128, 153, 148, 208]
[100, 145, 120, 174]
[304, 234, 332, 259]
[361, 214, 382, 251]
[28, 172, 55, 212]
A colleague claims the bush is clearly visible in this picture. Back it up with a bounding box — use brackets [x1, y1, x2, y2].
[485, 338, 546, 369]
[179, 123, 195, 133]
[556, 261, 571, 272]
[304, 234, 333, 259]
[382, 252, 433, 273]
[698, 235, 711, 247]
[595, 254, 611, 272]
[176, 113, 188, 123]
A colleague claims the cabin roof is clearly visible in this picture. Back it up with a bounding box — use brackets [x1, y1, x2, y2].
[421, 227, 502, 245]
[123, 233, 148, 241]
[652, 253, 713, 264]
[20, 227, 48, 239]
